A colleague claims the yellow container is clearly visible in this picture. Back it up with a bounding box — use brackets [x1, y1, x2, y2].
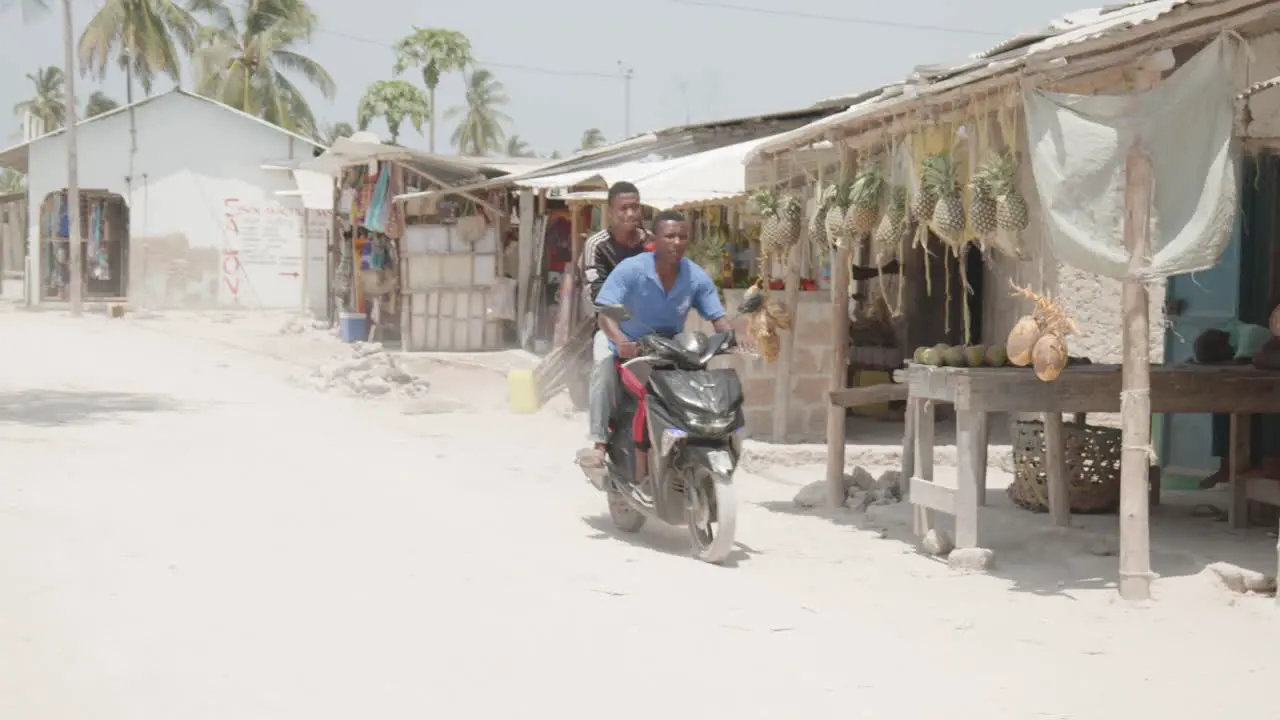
[850, 370, 894, 419]
[507, 369, 540, 414]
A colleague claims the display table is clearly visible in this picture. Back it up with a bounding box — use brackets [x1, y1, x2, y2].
[902, 363, 1280, 552]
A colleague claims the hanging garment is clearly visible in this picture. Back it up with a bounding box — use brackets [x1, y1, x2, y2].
[1023, 35, 1238, 281]
[88, 201, 111, 280]
[364, 163, 392, 233]
[383, 166, 405, 240]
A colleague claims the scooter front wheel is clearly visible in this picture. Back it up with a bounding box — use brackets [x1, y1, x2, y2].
[686, 468, 737, 564]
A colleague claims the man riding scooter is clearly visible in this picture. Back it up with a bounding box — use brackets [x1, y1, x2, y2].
[592, 210, 734, 496]
[576, 182, 650, 471]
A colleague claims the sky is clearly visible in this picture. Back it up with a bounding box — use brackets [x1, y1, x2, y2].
[1, 0, 1097, 158]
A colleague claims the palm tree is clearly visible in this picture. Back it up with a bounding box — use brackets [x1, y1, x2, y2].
[356, 80, 429, 145]
[392, 27, 471, 154]
[78, 0, 198, 101]
[317, 121, 354, 146]
[189, 0, 336, 137]
[446, 68, 511, 157]
[505, 135, 534, 157]
[579, 128, 606, 151]
[0, 168, 25, 193]
[85, 91, 120, 118]
[12, 66, 66, 134]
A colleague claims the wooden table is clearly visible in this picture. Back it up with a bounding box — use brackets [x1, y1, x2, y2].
[902, 363, 1280, 550]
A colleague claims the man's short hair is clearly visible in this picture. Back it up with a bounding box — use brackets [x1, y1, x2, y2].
[651, 210, 686, 232]
[607, 181, 640, 204]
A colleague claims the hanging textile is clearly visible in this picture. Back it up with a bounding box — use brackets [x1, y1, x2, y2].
[364, 163, 392, 233]
[88, 200, 111, 280]
[1022, 35, 1238, 280]
[383, 166, 404, 240]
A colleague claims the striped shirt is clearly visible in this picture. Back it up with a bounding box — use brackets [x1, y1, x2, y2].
[580, 227, 650, 303]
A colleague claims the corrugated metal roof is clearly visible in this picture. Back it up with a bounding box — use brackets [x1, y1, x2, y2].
[745, 0, 1249, 163]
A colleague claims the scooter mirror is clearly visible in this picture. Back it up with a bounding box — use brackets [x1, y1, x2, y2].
[595, 304, 632, 322]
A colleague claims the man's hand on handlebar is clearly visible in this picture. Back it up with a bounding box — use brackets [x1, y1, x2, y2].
[616, 341, 641, 359]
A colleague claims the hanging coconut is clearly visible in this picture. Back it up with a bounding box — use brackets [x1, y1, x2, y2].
[1008, 281, 1080, 382]
[1006, 315, 1041, 367]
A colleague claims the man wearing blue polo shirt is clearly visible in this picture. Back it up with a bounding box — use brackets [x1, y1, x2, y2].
[590, 209, 733, 494]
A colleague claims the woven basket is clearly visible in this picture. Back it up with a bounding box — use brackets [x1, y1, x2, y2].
[1008, 415, 1121, 514]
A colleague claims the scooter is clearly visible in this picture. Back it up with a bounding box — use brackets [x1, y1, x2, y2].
[581, 300, 759, 564]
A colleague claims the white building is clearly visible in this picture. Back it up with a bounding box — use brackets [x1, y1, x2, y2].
[0, 89, 331, 311]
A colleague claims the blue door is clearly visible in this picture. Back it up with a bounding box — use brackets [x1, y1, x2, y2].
[1160, 190, 1243, 488]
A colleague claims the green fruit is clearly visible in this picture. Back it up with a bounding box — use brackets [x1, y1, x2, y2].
[920, 348, 943, 367]
[913, 346, 927, 364]
[964, 345, 986, 368]
[942, 346, 966, 367]
[985, 345, 1008, 367]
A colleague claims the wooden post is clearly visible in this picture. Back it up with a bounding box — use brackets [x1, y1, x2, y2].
[825, 150, 853, 507]
[517, 189, 535, 348]
[1045, 412, 1070, 527]
[1118, 61, 1166, 602]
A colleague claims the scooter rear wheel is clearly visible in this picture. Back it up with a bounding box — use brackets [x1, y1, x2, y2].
[686, 468, 737, 564]
[607, 487, 646, 533]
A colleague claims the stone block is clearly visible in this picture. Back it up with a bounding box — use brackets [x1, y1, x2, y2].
[742, 377, 774, 407]
[790, 374, 829, 406]
[947, 547, 995, 572]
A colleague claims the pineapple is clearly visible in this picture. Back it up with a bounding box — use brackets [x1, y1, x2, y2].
[751, 189, 785, 253]
[873, 186, 909, 261]
[848, 165, 886, 236]
[969, 180, 999, 239]
[779, 194, 803, 249]
[925, 154, 966, 241]
[986, 151, 1030, 232]
[910, 155, 943, 222]
[825, 175, 854, 247]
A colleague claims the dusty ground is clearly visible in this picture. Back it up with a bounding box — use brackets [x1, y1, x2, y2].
[1, 306, 1278, 719]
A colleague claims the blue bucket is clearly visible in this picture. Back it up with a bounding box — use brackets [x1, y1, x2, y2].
[339, 312, 367, 343]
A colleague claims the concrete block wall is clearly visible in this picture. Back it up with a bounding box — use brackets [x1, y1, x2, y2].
[687, 289, 833, 443]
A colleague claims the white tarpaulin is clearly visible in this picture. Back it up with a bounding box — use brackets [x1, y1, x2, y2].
[1023, 35, 1238, 281]
[512, 136, 774, 208]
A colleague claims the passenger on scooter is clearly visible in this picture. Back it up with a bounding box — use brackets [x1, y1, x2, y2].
[593, 210, 734, 495]
[578, 182, 651, 471]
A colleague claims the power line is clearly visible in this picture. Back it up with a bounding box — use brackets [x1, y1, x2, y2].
[207, 0, 620, 80]
[667, 0, 1007, 37]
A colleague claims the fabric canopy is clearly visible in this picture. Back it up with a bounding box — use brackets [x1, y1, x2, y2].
[513, 135, 775, 209]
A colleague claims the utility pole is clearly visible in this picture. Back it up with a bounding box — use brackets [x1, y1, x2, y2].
[62, 0, 82, 315]
[618, 61, 633, 138]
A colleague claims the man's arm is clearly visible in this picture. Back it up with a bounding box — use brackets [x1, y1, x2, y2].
[594, 261, 633, 346]
[691, 268, 730, 333]
[581, 233, 611, 303]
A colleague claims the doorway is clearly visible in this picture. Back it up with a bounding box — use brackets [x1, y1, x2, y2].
[39, 190, 130, 300]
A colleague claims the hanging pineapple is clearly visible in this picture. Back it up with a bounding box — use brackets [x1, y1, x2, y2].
[690, 226, 727, 280]
[750, 188, 784, 271]
[806, 184, 835, 251]
[780, 194, 803, 251]
[969, 173, 999, 242]
[872, 185, 908, 262]
[910, 154, 943, 223]
[825, 175, 854, 248]
[926, 153, 966, 244]
[847, 164, 886, 236]
[987, 151, 1030, 233]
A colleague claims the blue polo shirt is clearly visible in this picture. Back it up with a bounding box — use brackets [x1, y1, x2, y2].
[595, 253, 726, 352]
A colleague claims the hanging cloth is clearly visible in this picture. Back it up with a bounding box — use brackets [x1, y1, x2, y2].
[364, 163, 392, 233]
[89, 201, 110, 280]
[1022, 35, 1238, 281]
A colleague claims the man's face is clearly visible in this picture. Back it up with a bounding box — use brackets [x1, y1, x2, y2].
[653, 220, 689, 262]
[609, 192, 642, 238]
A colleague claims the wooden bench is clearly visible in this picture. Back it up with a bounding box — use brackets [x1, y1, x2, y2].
[829, 382, 909, 408]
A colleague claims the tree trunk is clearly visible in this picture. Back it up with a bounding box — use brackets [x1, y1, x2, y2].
[428, 85, 437, 153]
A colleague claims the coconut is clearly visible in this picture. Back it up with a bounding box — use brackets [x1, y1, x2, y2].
[1006, 315, 1041, 367]
[984, 345, 1008, 367]
[1032, 333, 1069, 382]
[964, 345, 986, 367]
[913, 346, 927, 364]
[941, 345, 966, 367]
[920, 347, 943, 367]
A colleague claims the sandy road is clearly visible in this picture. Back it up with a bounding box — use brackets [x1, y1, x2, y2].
[0, 309, 1276, 719]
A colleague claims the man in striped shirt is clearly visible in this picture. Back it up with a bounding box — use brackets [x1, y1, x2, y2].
[578, 181, 651, 470]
